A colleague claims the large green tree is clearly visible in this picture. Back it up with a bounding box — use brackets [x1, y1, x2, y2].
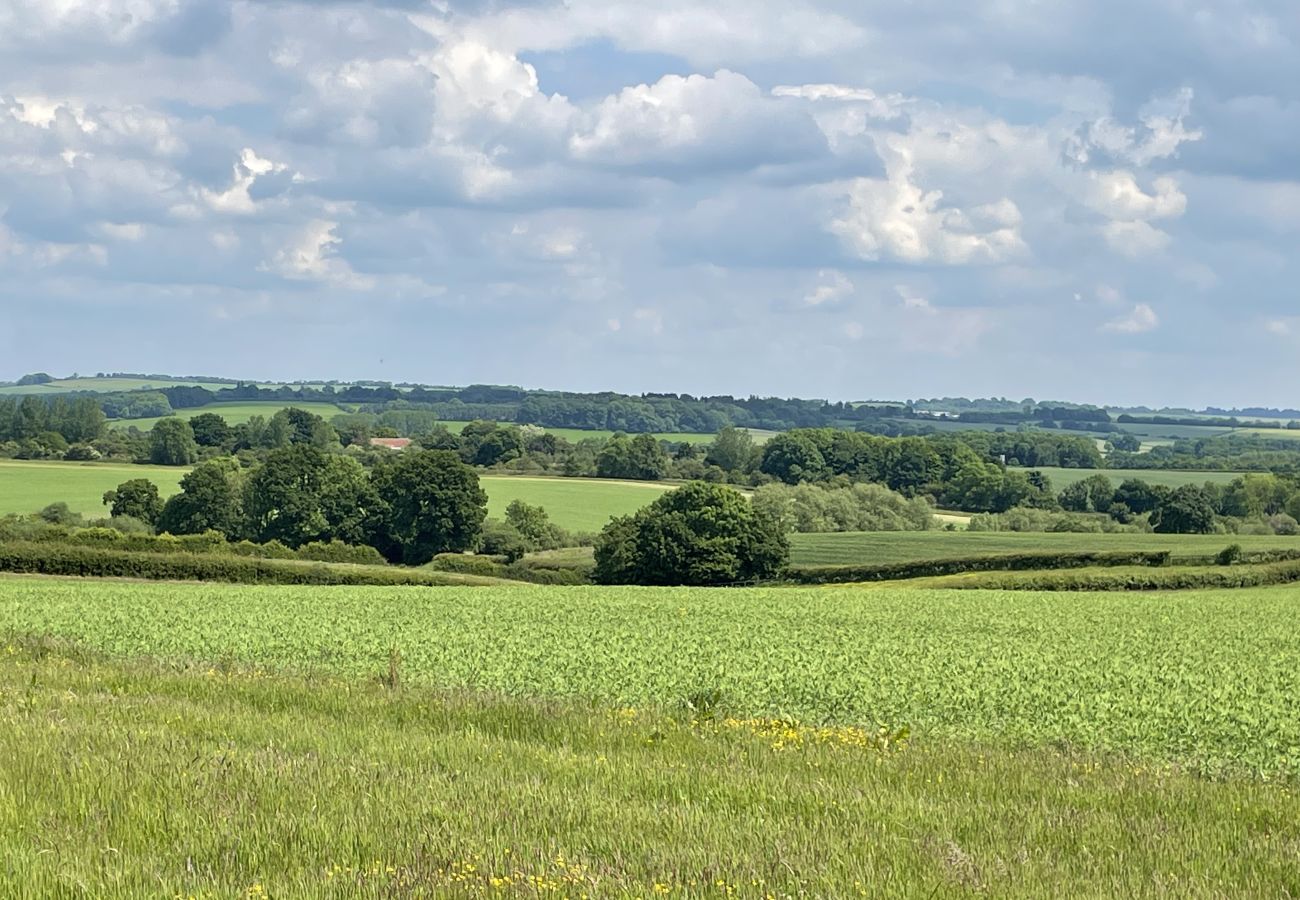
[594, 482, 788, 586]
[156, 459, 246, 537]
[372, 450, 488, 564]
[150, 418, 199, 466]
[1151, 485, 1217, 534]
[102, 479, 165, 526]
[243, 446, 378, 547]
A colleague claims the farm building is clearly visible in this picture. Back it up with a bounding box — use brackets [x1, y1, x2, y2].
[368, 437, 412, 451]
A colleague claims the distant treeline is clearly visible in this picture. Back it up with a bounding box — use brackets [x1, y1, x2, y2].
[75, 381, 1122, 435]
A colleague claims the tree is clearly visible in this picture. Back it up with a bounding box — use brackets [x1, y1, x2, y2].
[372, 450, 488, 564]
[759, 432, 826, 484]
[1058, 474, 1114, 513]
[1108, 433, 1142, 453]
[596, 433, 669, 480]
[1151, 485, 1217, 534]
[593, 482, 789, 586]
[189, 413, 233, 449]
[705, 426, 755, 473]
[242, 445, 334, 547]
[505, 499, 553, 548]
[1113, 478, 1166, 515]
[150, 418, 198, 466]
[103, 479, 164, 525]
[478, 519, 528, 562]
[156, 459, 246, 537]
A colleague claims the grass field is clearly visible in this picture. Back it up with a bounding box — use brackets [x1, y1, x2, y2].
[111, 401, 349, 430]
[0, 459, 671, 530]
[440, 421, 775, 445]
[0, 376, 237, 396]
[0, 459, 188, 518]
[788, 530, 1299, 566]
[5, 635, 1297, 897]
[4, 578, 1299, 779]
[1028, 466, 1245, 489]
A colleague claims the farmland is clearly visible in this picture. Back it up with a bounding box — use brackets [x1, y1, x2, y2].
[441, 420, 775, 445]
[0, 458, 671, 531]
[787, 530, 1300, 567]
[4, 577, 1299, 778]
[4, 634, 1297, 897]
[1028, 466, 1245, 489]
[110, 401, 350, 430]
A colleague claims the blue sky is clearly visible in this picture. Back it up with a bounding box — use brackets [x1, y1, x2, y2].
[0, 1, 1297, 407]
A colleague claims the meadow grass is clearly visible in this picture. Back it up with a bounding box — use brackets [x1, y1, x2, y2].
[111, 401, 348, 430]
[0, 458, 188, 518]
[788, 530, 1298, 567]
[4, 637, 1297, 898]
[4, 577, 1299, 778]
[0, 459, 673, 530]
[1028, 466, 1245, 489]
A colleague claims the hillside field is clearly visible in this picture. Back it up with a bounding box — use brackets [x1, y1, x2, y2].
[1028, 466, 1245, 489]
[111, 401, 350, 430]
[788, 530, 1299, 567]
[0, 459, 671, 531]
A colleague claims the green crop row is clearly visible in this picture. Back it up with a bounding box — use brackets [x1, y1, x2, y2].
[4, 578, 1300, 779]
[938, 560, 1300, 591]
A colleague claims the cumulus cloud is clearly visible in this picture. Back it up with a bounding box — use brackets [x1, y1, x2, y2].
[570, 70, 827, 174]
[1103, 303, 1160, 334]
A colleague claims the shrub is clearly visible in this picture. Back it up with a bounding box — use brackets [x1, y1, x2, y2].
[297, 540, 387, 566]
[428, 554, 503, 577]
[478, 520, 528, 562]
[785, 551, 1174, 585]
[1216, 544, 1245, 567]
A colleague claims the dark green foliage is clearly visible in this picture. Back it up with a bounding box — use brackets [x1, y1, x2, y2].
[596, 433, 670, 480]
[0, 542, 449, 587]
[1059, 475, 1115, 513]
[243, 446, 380, 548]
[189, 413, 233, 448]
[428, 553, 502, 577]
[594, 482, 789, 586]
[38, 503, 82, 527]
[785, 551, 1175, 585]
[296, 540, 387, 566]
[102, 479, 164, 526]
[942, 560, 1300, 592]
[1216, 544, 1245, 566]
[1152, 485, 1218, 534]
[759, 432, 826, 484]
[157, 459, 245, 538]
[149, 418, 198, 466]
[478, 520, 528, 562]
[372, 450, 488, 565]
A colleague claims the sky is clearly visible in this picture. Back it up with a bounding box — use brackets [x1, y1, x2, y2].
[0, 1, 1297, 408]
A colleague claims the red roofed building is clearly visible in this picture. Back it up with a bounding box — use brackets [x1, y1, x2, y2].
[368, 437, 413, 451]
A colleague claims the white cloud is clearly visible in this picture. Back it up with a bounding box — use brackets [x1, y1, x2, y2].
[201, 149, 289, 215]
[265, 220, 372, 289]
[829, 145, 1025, 265]
[1103, 303, 1160, 334]
[1102, 220, 1173, 257]
[570, 70, 826, 173]
[803, 270, 854, 306]
[1088, 172, 1187, 221]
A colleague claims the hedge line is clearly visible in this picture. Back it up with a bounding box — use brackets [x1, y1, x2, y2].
[941, 561, 1300, 592]
[784, 551, 1174, 585]
[0, 542, 461, 587]
[429, 552, 590, 585]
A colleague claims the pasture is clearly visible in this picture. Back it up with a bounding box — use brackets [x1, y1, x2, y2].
[0, 459, 188, 518]
[0, 458, 671, 531]
[0, 376, 235, 395]
[788, 530, 1299, 567]
[110, 401, 349, 430]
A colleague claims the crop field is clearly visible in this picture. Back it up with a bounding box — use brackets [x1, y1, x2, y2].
[110, 401, 349, 430]
[788, 530, 1299, 567]
[0, 459, 188, 518]
[4, 577, 1299, 779]
[0, 459, 671, 530]
[1027, 466, 1245, 489]
[0, 376, 237, 396]
[4, 634, 1297, 896]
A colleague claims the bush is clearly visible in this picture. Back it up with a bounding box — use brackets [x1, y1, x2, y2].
[943, 560, 1300, 592]
[1216, 544, 1245, 566]
[478, 519, 529, 562]
[785, 551, 1174, 585]
[296, 540, 387, 566]
[428, 554, 503, 577]
[594, 482, 789, 586]
[0, 542, 451, 587]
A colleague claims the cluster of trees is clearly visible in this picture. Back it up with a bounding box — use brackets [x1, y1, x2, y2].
[108, 447, 488, 565]
[594, 483, 788, 585]
[1109, 435, 1300, 473]
[0, 396, 106, 456]
[751, 482, 935, 534]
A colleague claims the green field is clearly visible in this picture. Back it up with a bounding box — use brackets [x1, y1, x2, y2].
[441, 421, 774, 445]
[0, 377, 236, 396]
[0, 459, 671, 531]
[788, 530, 1299, 567]
[111, 401, 349, 430]
[5, 633, 1296, 897]
[1027, 466, 1245, 489]
[3, 578, 1298, 779]
[0, 459, 188, 518]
